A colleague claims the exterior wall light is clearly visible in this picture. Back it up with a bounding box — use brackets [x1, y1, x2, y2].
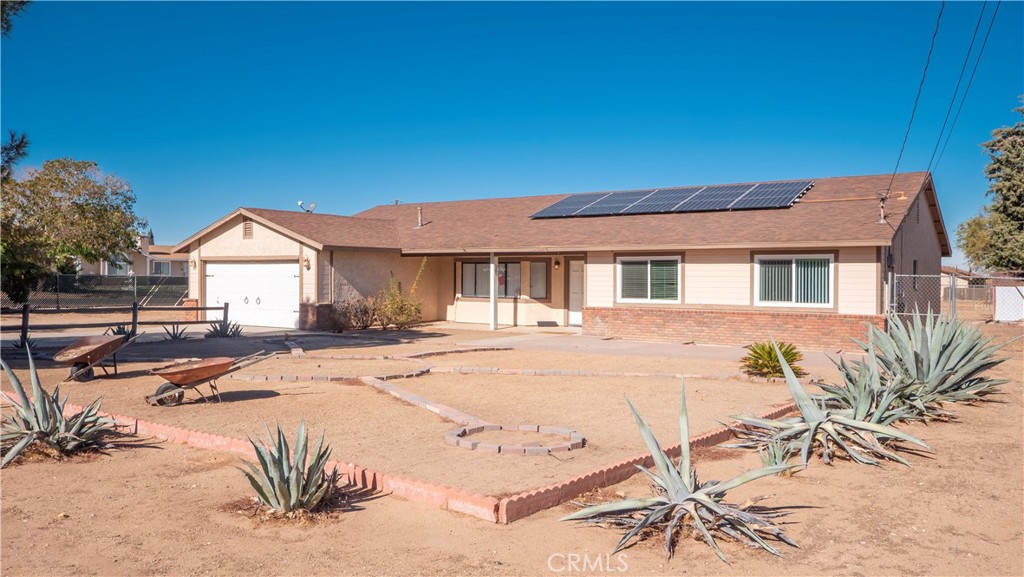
[190, 257, 197, 270]
[303, 256, 311, 270]
[553, 258, 561, 270]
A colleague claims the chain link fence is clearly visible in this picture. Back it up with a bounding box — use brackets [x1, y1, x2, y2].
[891, 273, 1024, 323]
[0, 274, 189, 309]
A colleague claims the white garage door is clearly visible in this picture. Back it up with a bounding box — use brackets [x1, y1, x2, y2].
[205, 262, 300, 329]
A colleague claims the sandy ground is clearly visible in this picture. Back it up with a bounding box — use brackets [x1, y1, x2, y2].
[426, 349, 842, 381]
[0, 360, 789, 496]
[1, 347, 1020, 577]
[2, 323, 1020, 576]
[231, 356, 426, 378]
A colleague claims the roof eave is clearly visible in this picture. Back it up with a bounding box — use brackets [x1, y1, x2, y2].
[398, 239, 890, 255]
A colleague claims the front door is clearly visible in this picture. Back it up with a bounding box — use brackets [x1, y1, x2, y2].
[568, 260, 584, 326]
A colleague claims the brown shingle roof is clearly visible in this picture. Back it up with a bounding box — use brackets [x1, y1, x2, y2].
[353, 172, 950, 255]
[242, 208, 400, 250]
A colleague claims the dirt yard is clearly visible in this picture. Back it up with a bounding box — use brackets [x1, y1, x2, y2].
[1, 323, 1021, 576]
[0, 357, 790, 496]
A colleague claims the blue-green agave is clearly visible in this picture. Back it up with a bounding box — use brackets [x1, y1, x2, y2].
[561, 379, 798, 563]
[240, 421, 339, 514]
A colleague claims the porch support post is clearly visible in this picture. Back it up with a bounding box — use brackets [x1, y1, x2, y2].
[489, 253, 498, 331]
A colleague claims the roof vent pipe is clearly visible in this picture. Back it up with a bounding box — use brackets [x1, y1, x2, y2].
[417, 207, 424, 228]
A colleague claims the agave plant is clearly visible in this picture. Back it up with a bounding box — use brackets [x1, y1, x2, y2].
[106, 323, 136, 341]
[758, 438, 797, 470]
[561, 380, 798, 563]
[856, 309, 1008, 417]
[741, 341, 806, 379]
[1, 349, 118, 468]
[240, 421, 339, 514]
[815, 335, 919, 427]
[162, 323, 190, 341]
[206, 319, 242, 338]
[728, 340, 930, 467]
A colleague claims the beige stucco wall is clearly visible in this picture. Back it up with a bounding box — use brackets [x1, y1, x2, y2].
[837, 246, 879, 315]
[684, 249, 751, 306]
[445, 257, 567, 326]
[330, 251, 447, 321]
[579, 247, 881, 315]
[889, 192, 945, 314]
[585, 252, 614, 308]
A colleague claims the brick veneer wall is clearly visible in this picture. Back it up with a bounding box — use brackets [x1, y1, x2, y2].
[182, 298, 200, 322]
[299, 302, 336, 331]
[583, 307, 885, 351]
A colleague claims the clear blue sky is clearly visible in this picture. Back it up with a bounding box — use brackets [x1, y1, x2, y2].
[2, 2, 1021, 265]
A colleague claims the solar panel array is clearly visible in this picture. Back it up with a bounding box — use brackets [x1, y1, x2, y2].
[530, 180, 814, 219]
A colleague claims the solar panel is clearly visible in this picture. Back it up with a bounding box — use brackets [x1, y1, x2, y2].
[727, 180, 813, 210]
[620, 187, 704, 214]
[677, 184, 756, 212]
[574, 190, 654, 216]
[529, 180, 814, 219]
[530, 192, 610, 218]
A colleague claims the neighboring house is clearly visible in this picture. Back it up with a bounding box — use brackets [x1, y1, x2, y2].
[172, 171, 950, 349]
[940, 265, 982, 289]
[78, 234, 189, 277]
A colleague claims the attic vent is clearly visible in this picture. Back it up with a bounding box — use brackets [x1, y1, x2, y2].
[243, 217, 253, 239]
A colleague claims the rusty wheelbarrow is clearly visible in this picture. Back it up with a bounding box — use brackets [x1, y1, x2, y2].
[54, 333, 143, 382]
[146, 350, 272, 406]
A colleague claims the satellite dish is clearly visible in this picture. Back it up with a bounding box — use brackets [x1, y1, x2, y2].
[306, 202, 317, 213]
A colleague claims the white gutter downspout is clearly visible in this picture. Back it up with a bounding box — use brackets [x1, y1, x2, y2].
[489, 253, 498, 331]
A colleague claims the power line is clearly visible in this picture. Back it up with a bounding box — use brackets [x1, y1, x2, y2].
[932, 0, 1002, 173]
[883, 0, 946, 201]
[926, 1, 988, 174]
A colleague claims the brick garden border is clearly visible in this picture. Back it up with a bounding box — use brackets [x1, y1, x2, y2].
[53, 398, 796, 524]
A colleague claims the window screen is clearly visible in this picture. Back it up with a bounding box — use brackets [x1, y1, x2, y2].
[461, 262, 521, 298]
[758, 257, 831, 305]
[529, 262, 548, 299]
[619, 259, 679, 301]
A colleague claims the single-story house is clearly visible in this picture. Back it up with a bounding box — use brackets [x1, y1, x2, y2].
[172, 171, 950, 349]
[79, 232, 189, 277]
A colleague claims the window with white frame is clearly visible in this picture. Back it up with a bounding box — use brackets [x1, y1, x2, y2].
[460, 262, 521, 298]
[151, 260, 171, 276]
[754, 255, 833, 307]
[106, 255, 132, 276]
[617, 257, 680, 303]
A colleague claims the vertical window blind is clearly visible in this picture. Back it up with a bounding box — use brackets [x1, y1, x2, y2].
[758, 256, 831, 305]
[529, 262, 548, 299]
[619, 259, 679, 301]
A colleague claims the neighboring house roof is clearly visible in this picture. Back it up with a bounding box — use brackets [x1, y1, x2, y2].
[173, 172, 952, 256]
[172, 207, 401, 253]
[941, 265, 981, 278]
[355, 172, 951, 256]
[148, 244, 189, 261]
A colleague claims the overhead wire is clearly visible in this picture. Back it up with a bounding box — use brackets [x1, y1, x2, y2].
[925, 1, 988, 174]
[882, 0, 947, 201]
[932, 0, 1002, 173]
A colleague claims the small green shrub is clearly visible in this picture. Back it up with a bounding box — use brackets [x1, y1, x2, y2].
[741, 341, 805, 379]
[162, 323, 189, 341]
[205, 319, 242, 338]
[374, 275, 421, 330]
[562, 380, 798, 563]
[1, 349, 118, 467]
[240, 422, 339, 514]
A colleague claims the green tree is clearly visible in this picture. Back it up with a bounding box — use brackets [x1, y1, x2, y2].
[1, 0, 30, 37]
[956, 102, 1024, 272]
[1, 158, 146, 303]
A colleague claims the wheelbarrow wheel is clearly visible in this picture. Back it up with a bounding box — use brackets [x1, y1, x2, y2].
[154, 383, 185, 407]
[71, 363, 94, 382]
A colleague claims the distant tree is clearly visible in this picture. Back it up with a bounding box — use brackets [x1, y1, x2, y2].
[1, 0, 30, 37]
[1, 130, 29, 184]
[1, 158, 147, 303]
[956, 102, 1024, 272]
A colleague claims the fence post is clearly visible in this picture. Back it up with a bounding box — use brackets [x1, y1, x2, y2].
[55, 273, 60, 309]
[20, 304, 29, 344]
[948, 273, 957, 320]
[133, 275, 138, 302]
[131, 301, 139, 336]
[223, 302, 230, 326]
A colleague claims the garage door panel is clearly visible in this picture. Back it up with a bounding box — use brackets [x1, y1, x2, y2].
[204, 262, 300, 328]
